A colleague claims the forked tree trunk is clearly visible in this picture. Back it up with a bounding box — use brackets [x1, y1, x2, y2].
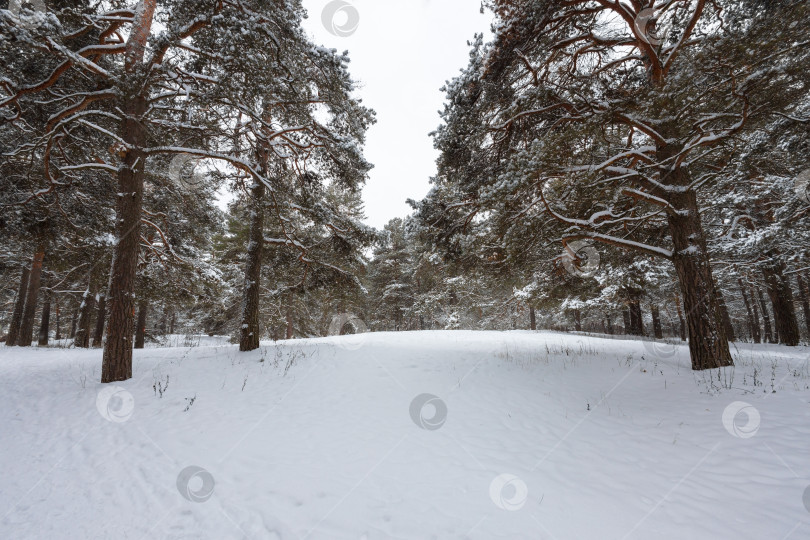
[134, 300, 148, 349]
[529, 306, 536, 330]
[92, 294, 106, 348]
[101, 0, 156, 383]
[762, 262, 799, 346]
[798, 274, 810, 338]
[17, 246, 45, 347]
[666, 189, 732, 369]
[240, 181, 265, 351]
[650, 304, 663, 339]
[38, 289, 51, 346]
[739, 279, 760, 343]
[75, 287, 95, 348]
[756, 287, 775, 343]
[6, 268, 29, 346]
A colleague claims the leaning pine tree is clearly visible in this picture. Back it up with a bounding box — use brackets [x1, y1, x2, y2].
[424, 0, 809, 370]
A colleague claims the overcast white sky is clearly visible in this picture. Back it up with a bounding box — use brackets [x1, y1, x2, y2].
[301, 0, 493, 229]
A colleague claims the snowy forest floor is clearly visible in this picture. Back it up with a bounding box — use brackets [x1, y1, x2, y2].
[1, 331, 809, 540]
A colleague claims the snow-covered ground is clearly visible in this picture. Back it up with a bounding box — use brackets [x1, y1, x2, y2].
[1, 331, 808, 539]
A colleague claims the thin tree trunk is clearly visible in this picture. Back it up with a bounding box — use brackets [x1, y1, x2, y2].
[650, 304, 663, 339]
[763, 262, 799, 346]
[92, 293, 106, 348]
[665, 188, 732, 369]
[756, 287, 775, 343]
[529, 306, 536, 330]
[622, 310, 631, 335]
[17, 246, 46, 347]
[75, 286, 95, 348]
[739, 279, 760, 343]
[38, 288, 51, 346]
[169, 311, 176, 334]
[715, 288, 735, 342]
[605, 315, 614, 335]
[134, 300, 147, 349]
[286, 310, 294, 339]
[573, 309, 582, 332]
[54, 299, 61, 341]
[798, 274, 810, 338]
[628, 299, 644, 336]
[6, 268, 29, 346]
[69, 306, 78, 339]
[749, 284, 761, 343]
[101, 1, 156, 382]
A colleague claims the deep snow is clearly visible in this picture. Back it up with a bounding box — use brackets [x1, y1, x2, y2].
[1, 331, 809, 539]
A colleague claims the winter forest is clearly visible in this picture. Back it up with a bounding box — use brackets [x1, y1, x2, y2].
[1, 1, 810, 539]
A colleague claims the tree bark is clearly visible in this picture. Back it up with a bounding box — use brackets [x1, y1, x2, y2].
[38, 288, 51, 346]
[17, 246, 46, 347]
[605, 314, 614, 335]
[92, 293, 106, 348]
[650, 304, 663, 339]
[762, 262, 800, 346]
[798, 274, 810, 338]
[573, 309, 582, 332]
[674, 294, 686, 341]
[101, 1, 155, 382]
[74, 286, 95, 348]
[240, 181, 265, 352]
[715, 288, 735, 342]
[134, 300, 148, 349]
[286, 310, 294, 339]
[69, 306, 78, 340]
[739, 279, 760, 343]
[6, 268, 29, 346]
[755, 287, 775, 343]
[54, 299, 61, 341]
[628, 299, 643, 336]
[622, 310, 631, 335]
[665, 189, 732, 369]
[529, 306, 536, 330]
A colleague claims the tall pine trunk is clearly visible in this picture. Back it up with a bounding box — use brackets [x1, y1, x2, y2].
[529, 306, 536, 330]
[38, 288, 51, 346]
[6, 268, 29, 346]
[650, 304, 663, 339]
[622, 310, 631, 334]
[716, 289, 735, 342]
[573, 309, 582, 332]
[240, 182, 265, 352]
[628, 299, 643, 336]
[134, 300, 148, 349]
[69, 306, 78, 339]
[75, 286, 95, 348]
[17, 245, 45, 347]
[797, 274, 810, 338]
[665, 189, 732, 369]
[674, 294, 686, 341]
[54, 299, 61, 341]
[739, 279, 760, 343]
[101, 0, 155, 383]
[756, 287, 775, 343]
[762, 261, 799, 346]
[92, 294, 106, 348]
